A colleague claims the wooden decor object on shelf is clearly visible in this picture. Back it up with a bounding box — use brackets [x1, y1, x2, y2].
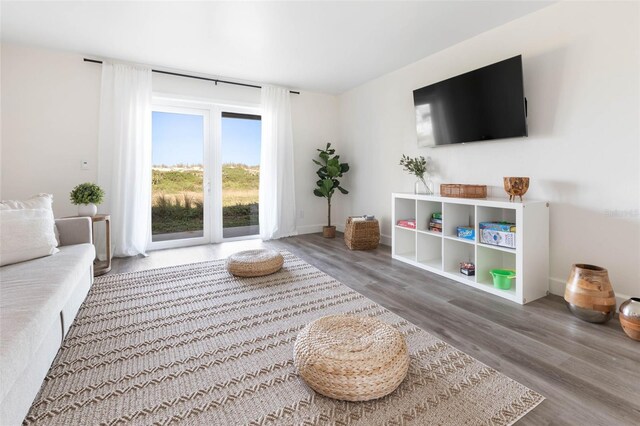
[293, 315, 409, 401]
[344, 217, 380, 250]
[504, 177, 530, 202]
[440, 184, 487, 199]
[564, 264, 616, 323]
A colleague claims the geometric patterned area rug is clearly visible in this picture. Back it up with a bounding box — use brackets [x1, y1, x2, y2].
[25, 252, 543, 425]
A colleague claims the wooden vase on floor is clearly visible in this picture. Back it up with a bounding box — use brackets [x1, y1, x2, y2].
[323, 226, 336, 238]
[564, 264, 616, 323]
[619, 298, 640, 341]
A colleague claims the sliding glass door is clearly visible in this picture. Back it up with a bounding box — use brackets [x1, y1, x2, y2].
[150, 99, 260, 248]
[221, 112, 261, 238]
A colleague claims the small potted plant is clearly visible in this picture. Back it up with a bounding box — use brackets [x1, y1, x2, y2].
[399, 154, 433, 194]
[70, 182, 105, 217]
[313, 143, 350, 238]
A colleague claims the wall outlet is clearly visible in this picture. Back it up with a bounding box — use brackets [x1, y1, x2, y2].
[81, 160, 89, 170]
[298, 209, 304, 219]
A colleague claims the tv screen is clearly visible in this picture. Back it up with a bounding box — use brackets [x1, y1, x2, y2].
[413, 55, 527, 147]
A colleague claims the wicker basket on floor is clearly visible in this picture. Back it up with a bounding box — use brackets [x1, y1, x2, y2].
[293, 315, 409, 401]
[344, 217, 380, 250]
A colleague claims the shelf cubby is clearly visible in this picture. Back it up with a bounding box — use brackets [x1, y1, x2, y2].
[443, 202, 475, 239]
[416, 200, 442, 233]
[417, 232, 442, 270]
[477, 206, 516, 226]
[444, 238, 475, 280]
[393, 225, 416, 261]
[392, 193, 549, 305]
[394, 197, 416, 223]
[476, 245, 516, 293]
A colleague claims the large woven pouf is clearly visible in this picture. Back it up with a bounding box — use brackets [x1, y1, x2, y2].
[226, 249, 284, 277]
[293, 315, 409, 401]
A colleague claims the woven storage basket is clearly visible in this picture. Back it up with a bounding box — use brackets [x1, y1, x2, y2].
[226, 249, 284, 277]
[440, 184, 487, 199]
[293, 315, 409, 401]
[344, 217, 380, 250]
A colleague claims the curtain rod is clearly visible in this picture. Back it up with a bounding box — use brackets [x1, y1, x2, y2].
[83, 58, 301, 95]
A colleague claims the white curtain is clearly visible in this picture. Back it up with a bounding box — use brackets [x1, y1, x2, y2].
[259, 86, 297, 240]
[97, 62, 152, 257]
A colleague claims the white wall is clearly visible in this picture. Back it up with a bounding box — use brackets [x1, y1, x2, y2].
[1, 43, 341, 232]
[338, 1, 640, 300]
[1, 44, 101, 215]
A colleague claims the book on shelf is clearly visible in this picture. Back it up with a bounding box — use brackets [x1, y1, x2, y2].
[397, 219, 416, 229]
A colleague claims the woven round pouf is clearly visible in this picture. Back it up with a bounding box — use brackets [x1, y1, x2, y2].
[293, 315, 409, 401]
[226, 249, 284, 277]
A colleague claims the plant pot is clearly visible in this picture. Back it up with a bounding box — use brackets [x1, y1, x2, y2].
[323, 226, 336, 238]
[619, 297, 640, 341]
[78, 203, 97, 217]
[564, 264, 616, 323]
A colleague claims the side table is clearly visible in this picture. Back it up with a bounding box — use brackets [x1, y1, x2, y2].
[90, 214, 111, 276]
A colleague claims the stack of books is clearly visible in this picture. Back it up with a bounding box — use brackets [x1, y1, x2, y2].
[428, 212, 442, 233]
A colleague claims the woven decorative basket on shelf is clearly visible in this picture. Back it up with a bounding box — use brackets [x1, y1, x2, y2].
[293, 315, 409, 401]
[344, 217, 380, 250]
[440, 184, 487, 199]
[226, 249, 284, 277]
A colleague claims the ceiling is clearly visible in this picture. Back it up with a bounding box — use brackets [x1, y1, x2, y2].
[1, 1, 553, 94]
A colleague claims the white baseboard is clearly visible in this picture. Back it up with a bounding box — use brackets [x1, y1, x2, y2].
[296, 223, 346, 235]
[549, 277, 631, 306]
[296, 224, 391, 246]
[548, 277, 566, 299]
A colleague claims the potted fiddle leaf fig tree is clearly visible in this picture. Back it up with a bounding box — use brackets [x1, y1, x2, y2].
[313, 143, 349, 238]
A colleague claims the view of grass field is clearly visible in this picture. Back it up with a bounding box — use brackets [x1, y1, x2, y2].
[151, 164, 259, 235]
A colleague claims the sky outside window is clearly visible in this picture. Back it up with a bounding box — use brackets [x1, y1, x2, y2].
[152, 112, 261, 167]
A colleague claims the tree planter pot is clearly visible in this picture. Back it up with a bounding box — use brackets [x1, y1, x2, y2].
[323, 226, 336, 238]
[78, 203, 98, 217]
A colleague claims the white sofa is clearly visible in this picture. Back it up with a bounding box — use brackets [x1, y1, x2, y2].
[0, 217, 95, 425]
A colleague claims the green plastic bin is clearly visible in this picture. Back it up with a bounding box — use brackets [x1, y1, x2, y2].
[490, 269, 516, 290]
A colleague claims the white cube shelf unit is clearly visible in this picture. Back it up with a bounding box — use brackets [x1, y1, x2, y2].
[392, 193, 549, 304]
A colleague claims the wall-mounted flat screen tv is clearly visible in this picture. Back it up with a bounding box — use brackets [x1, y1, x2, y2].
[413, 55, 527, 147]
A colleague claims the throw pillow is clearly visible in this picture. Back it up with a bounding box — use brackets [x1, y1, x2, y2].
[0, 209, 60, 266]
[0, 193, 59, 244]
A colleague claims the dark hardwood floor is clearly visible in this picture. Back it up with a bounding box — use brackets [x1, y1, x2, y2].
[111, 233, 640, 426]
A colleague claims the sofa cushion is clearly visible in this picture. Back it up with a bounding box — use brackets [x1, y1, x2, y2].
[0, 243, 95, 404]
